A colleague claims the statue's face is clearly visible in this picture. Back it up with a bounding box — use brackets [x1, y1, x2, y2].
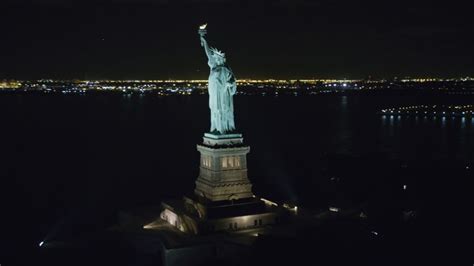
[213, 55, 226, 65]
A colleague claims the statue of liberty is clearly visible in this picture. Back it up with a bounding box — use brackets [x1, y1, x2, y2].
[198, 24, 237, 135]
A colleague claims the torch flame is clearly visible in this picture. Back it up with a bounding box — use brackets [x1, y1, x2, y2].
[199, 23, 207, 30]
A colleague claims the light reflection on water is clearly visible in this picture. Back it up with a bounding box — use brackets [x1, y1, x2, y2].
[341, 95, 348, 108]
[380, 110, 473, 161]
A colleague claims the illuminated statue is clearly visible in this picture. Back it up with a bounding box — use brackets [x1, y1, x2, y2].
[198, 24, 237, 134]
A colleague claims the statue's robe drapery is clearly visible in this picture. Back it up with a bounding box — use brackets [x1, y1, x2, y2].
[207, 61, 237, 134]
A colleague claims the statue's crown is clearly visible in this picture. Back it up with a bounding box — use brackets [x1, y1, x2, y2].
[211, 47, 225, 58]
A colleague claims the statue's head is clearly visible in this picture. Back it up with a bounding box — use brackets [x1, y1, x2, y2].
[211, 47, 226, 65]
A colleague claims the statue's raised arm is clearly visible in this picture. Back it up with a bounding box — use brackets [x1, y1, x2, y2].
[198, 24, 237, 135]
[200, 36, 211, 58]
[199, 32, 211, 57]
[199, 24, 216, 68]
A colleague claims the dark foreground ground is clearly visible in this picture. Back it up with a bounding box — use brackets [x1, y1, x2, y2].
[3, 154, 470, 266]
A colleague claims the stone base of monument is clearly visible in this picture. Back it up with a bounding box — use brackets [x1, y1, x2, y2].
[126, 133, 287, 266]
[160, 194, 281, 234]
[159, 133, 281, 234]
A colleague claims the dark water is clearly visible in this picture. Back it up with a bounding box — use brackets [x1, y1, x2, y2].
[0, 92, 473, 265]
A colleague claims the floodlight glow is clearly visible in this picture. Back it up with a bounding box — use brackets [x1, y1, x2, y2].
[283, 203, 298, 212]
[260, 198, 278, 206]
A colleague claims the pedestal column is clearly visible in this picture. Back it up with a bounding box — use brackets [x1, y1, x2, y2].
[194, 133, 253, 201]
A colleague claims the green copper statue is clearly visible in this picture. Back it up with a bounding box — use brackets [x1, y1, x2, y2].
[199, 24, 237, 134]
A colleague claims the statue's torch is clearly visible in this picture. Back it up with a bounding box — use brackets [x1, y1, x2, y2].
[198, 23, 207, 37]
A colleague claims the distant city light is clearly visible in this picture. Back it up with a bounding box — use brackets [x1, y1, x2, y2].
[379, 105, 474, 118]
[2, 79, 473, 98]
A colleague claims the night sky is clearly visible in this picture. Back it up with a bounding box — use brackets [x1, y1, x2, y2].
[0, 0, 473, 80]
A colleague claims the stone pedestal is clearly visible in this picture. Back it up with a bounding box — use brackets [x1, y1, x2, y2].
[194, 133, 253, 201]
[160, 133, 280, 234]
